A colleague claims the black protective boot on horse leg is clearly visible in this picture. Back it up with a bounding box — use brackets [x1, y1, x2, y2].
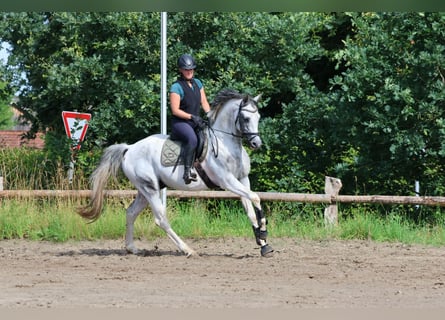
[252, 207, 274, 257]
[182, 144, 197, 184]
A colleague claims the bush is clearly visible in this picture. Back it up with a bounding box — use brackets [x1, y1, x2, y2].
[0, 140, 98, 190]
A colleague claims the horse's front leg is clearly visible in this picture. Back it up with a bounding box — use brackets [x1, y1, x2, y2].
[239, 178, 274, 257]
[240, 196, 274, 257]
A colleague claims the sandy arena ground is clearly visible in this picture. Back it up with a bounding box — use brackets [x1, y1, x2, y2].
[0, 237, 444, 309]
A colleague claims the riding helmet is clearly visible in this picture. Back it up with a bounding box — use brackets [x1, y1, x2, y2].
[177, 54, 196, 70]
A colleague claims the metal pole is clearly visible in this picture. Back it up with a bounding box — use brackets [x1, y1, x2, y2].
[160, 12, 167, 136]
[68, 157, 75, 184]
[160, 12, 168, 206]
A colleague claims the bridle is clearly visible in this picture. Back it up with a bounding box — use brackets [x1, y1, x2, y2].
[207, 98, 260, 158]
[210, 98, 260, 142]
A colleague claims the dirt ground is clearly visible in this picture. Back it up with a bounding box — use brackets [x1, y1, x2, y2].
[0, 237, 444, 309]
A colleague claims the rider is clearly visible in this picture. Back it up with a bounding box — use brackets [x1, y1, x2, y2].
[169, 53, 211, 184]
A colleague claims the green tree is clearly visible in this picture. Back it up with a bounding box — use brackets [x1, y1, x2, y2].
[0, 12, 163, 145]
[254, 13, 352, 193]
[265, 12, 445, 199]
[328, 12, 445, 196]
[0, 81, 13, 129]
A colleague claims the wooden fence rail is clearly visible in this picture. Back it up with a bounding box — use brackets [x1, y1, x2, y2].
[1, 175, 444, 225]
[1, 189, 445, 206]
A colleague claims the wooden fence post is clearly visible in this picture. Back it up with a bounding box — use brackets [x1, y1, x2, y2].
[0, 176, 3, 191]
[324, 176, 342, 226]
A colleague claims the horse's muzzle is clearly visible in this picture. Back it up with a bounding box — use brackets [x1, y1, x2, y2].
[248, 135, 262, 150]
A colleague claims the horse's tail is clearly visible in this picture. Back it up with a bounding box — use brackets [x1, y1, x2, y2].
[77, 144, 128, 222]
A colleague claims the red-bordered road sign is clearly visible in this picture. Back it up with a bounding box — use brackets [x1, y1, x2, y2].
[62, 111, 91, 150]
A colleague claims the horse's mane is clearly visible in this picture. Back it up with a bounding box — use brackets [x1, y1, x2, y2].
[208, 89, 246, 123]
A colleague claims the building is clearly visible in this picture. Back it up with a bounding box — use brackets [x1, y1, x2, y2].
[0, 102, 45, 149]
[0, 130, 45, 148]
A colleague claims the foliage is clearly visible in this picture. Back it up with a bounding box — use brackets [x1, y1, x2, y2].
[0, 81, 13, 129]
[327, 12, 445, 196]
[0, 147, 64, 189]
[256, 12, 445, 200]
[0, 12, 163, 145]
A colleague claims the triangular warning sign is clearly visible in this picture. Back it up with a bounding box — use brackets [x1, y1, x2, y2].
[62, 111, 91, 150]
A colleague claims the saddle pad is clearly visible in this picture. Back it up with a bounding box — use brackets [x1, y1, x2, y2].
[161, 139, 183, 167]
[161, 132, 208, 167]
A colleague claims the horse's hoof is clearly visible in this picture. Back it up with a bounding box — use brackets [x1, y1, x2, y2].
[186, 250, 199, 258]
[126, 245, 139, 255]
[261, 244, 274, 257]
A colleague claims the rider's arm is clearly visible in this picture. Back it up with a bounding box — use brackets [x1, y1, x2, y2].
[170, 92, 193, 120]
[200, 87, 211, 114]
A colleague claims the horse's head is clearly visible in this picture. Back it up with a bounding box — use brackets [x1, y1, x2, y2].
[209, 89, 263, 150]
[236, 94, 262, 150]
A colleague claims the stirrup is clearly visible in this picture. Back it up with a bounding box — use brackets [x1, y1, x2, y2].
[183, 169, 198, 184]
[183, 174, 198, 184]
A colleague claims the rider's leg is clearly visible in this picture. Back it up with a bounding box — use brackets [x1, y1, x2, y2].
[171, 121, 198, 184]
[182, 143, 197, 184]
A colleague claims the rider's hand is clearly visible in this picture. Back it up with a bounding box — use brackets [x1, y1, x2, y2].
[191, 115, 206, 129]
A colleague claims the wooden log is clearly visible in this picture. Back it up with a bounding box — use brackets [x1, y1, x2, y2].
[0, 189, 92, 198]
[335, 195, 445, 206]
[0, 189, 445, 207]
[167, 190, 333, 203]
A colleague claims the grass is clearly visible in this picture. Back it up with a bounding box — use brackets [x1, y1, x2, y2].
[1, 148, 444, 246]
[1, 197, 445, 247]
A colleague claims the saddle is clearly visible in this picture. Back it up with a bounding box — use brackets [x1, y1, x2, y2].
[161, 129, 219, 189]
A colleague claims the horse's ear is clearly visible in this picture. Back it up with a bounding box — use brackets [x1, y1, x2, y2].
[242, 95, 249, 103]
[253, 94, 262, 102]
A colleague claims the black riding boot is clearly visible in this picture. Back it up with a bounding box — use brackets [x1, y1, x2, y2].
[183, 145, 197, 184]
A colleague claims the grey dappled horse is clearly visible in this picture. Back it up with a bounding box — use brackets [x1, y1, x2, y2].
[78, 89, 273, 257]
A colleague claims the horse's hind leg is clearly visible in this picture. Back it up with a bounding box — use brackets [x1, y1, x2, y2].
[142, 188, 197, 257]
[125, 192, 148, 254]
